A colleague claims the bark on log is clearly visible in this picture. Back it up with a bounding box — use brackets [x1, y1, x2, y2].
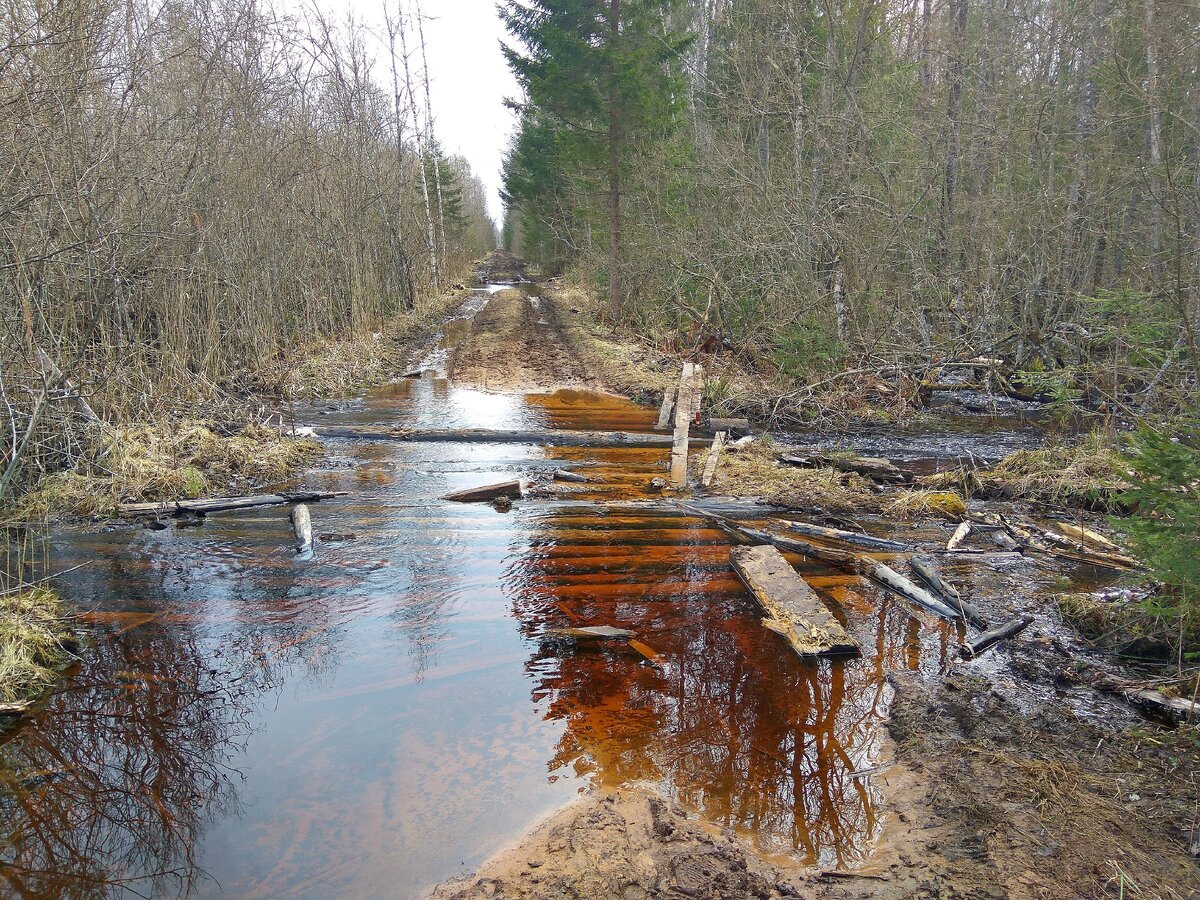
[730, 544, 858, 657]
[117, 491, 348, 517]
[442, 479, 523, 503]
[655, 384, 677, 431]
[733, 526, 963, 621]
[543, 625, 633, 640]
[291, 503, 313, 553]
[910, 555, 988, 628]
[960, 614, 1034, 658]
[670, 363, 696, 487]
[313, 425, 703, 448]
[779, 520, 909, 552]
[700, 431, 726, 488]
[1091, 674, 1198, 724]
[946, 521, 972, 551]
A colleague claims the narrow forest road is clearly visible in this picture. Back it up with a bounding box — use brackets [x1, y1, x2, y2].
[3, 253, 1196, 900]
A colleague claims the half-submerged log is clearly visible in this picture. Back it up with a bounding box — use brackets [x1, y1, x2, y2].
[910, 556, 987, 628]
[700, 431, 726, 488]
[733, 526, 963, 621]
[1055, 522, 1123, 554]
[730, 545, 858, 657]
[313, 425, 704, 448]
[118, 490, 348, 517]
[291, 503, 313, 553]
[543, 625, 633, 641]
[960, 614, 1034, 658]
[780, 520, 909, 552]
[779, 453, 904, 483]
[553, 469, 598, 484]
[1091, 674, 1198, 724]
[442, 479, 523, 503]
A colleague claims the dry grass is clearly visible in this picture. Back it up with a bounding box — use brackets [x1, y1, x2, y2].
[0, 587, 77, 705]
[972, 432, 1130, 508]
[6, 422, 322, 520]
[279, 286, 470, 399]
[699, 438, 878, 511]
[886, 489, 968, 521]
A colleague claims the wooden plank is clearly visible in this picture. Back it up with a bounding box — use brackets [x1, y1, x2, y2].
[669, 363, 695, 487]
[654, 384, 677, 431]
[730, 544, 858, 657]
[442, 479, 523, 503]
[700, 431, 727, 488]
[705, 417, 750, 436]
[543, 625, 633, 640]
[689, 364, 705, 423]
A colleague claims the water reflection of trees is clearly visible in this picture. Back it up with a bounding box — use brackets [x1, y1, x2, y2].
[0, 628, 250, 898]
[509, 512, 950, 867]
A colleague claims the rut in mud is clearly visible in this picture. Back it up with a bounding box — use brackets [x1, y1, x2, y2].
[1, 263, 1195, 899]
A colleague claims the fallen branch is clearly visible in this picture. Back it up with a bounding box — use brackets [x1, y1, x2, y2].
[779, 519, 909, 552]
[442, 479, 523, 503]
[291, 503, 313, 553]
[313, 425, 704, 448]
[946, 521, 971, 551]
[959, 614, 1034, 658]
[117, 490, 348, 517]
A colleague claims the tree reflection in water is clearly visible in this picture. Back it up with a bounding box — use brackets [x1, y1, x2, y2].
[508, 511, 952, 868]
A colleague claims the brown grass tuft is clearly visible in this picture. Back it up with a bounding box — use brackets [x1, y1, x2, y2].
[0, 586, 77, 706]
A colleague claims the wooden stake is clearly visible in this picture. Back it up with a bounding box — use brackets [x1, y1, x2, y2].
[654, 384, 677, 431]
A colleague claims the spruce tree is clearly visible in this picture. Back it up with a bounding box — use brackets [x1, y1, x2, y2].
[499, 0, 687, 315]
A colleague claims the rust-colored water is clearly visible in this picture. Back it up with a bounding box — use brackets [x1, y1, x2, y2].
[0, 340, 1110, 897]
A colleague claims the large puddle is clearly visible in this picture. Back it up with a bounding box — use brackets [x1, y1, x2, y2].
[0, 297, 1117, 897]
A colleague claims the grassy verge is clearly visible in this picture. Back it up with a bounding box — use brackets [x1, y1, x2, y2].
[0, 587, 78, 710]
[6, 422, 322, 521]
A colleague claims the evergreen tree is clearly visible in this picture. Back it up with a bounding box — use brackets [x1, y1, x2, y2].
[499, 0, 688, 314]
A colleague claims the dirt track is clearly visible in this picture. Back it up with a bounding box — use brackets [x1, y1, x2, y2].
[449, 287, 602, 393]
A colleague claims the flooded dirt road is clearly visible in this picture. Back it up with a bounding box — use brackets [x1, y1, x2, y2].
[0, 282, 1135, 898]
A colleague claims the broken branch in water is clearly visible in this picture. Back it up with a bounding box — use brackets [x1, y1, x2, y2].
[117, 491, 348, 516]
[959, 614, 1034, 658]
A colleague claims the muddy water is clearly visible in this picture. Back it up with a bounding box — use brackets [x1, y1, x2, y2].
[0, 295, 1091, 897]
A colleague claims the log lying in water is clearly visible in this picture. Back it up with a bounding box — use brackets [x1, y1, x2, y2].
[779, 453, 905, 483]
[117, 490, 348, 517]
[442, 479, 523, 503]
[312, 425, 705, 448]
[972, 512, 1138, 571]
[291, 503, 314, 553]
[552, 469, 597, 484]
[779, 519, 909, 552]
[730, 545, 858, 657]
[732, 526, 964, 622]
[543, 625, 633, 640]
[910, 555, 987, 628]
[959, 614, 1034, 658]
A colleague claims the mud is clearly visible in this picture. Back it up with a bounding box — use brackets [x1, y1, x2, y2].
[449, 288, 603, 393]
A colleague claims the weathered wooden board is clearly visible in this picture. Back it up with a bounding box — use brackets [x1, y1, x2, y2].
[730, 544, 858, 657]
[670, 363, 696, 487]
[655, 384, 677, 431]
[700, 431, 726, 488]
[543, 625, 633, 640]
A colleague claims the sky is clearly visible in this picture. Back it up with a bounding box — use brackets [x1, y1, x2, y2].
[323, 0, 522, 225]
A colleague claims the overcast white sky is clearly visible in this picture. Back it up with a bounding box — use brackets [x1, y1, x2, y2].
[308, 0, 522, 224]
